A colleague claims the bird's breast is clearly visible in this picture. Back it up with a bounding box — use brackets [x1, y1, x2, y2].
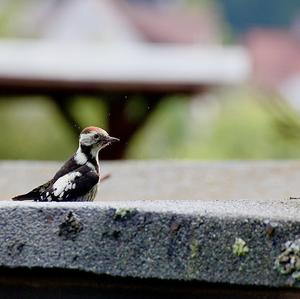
[82, 184, 98, 202]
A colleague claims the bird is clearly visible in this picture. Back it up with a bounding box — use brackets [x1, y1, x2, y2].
[12, 126, 119, 202]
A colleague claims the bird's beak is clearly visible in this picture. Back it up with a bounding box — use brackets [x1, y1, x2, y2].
[107, 136, 120, 143]
[100, 135, 120, 149]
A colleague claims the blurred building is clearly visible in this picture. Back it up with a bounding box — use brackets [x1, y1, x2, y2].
[6, 0, 222, 44]
[245, 28, 300, 108]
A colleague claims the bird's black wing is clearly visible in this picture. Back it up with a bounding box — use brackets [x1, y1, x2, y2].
[52, 155, 82, 181]
[12, 180, 53, 201]
[12, 154, 82, 201]
[40, 165, 99, 202]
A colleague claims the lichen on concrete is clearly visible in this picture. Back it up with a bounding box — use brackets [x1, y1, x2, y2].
[113, 208, 136, 220]
[275, 239, 300, 280]
[189, 239, 200, 259]
[58, 211, 83, 240]
[232, 238, 249, 257]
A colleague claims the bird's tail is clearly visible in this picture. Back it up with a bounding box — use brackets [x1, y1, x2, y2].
[12, 194, 36, 201]
[12, 189, 41, 201]
[12, 181, 52, 201]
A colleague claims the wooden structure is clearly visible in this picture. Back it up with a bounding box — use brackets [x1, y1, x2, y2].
[0, 40, 250, 159]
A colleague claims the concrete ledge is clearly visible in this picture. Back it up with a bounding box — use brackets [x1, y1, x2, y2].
[3, 160, 300, 202]
[2, 161, 300, 289]
[0, 199, 299, 288]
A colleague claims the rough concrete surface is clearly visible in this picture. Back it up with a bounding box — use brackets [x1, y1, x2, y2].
[1, 161, 300, 287]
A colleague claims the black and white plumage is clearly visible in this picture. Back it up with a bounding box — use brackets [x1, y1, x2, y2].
[12, 126, 119, 202]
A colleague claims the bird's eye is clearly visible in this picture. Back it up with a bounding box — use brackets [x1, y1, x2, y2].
[93, 134, 100, 140]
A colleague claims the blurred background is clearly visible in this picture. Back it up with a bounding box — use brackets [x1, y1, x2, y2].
[1, 0, 300, 160]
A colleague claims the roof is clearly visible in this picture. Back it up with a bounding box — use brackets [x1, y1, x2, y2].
[116, 0, 221, 44]
[245, 29, 300, 88]
[4, 0, 221, 44]
[0, 40, 251, 94]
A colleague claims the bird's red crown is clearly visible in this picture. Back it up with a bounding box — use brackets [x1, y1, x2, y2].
[81, 126, 108, 136]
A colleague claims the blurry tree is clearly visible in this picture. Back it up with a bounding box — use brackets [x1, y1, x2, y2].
[0, 97, 75, 160]
[2, 88, 300, 160]
[0, 0, 25, 36]
[0, 96, 107, 160]
[218, 0, 300, 34]
[128, 87, 300, 160]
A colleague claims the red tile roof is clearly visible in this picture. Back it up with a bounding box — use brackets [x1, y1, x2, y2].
[245, 29, 300, 88]
[114, 0, 221, 44]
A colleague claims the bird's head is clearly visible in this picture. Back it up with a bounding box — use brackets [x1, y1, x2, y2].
[79, 127, 119, 152]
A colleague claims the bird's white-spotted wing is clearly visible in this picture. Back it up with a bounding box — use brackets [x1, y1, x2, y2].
[40, 165, 99, 202]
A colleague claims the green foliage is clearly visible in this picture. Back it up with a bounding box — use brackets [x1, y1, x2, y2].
[0, 0, 25, 37]
[2, 87, 300, 161]
[70, 96, 107, 129]
[127, 96, 190, 159]
[127, 87, 300, 160]
[0, 97, 76, 160]
[185, 0, 214, 7]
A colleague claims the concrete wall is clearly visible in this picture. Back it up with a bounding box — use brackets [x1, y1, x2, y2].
[1, 161, 300, 297]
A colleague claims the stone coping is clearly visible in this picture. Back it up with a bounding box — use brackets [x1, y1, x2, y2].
[0, 161, 300, 287]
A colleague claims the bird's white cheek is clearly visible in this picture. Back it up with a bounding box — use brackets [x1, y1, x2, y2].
[80, 133, 95, 146]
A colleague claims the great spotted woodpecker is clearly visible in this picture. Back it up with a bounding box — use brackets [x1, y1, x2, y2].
[12, 126, 119, 202]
